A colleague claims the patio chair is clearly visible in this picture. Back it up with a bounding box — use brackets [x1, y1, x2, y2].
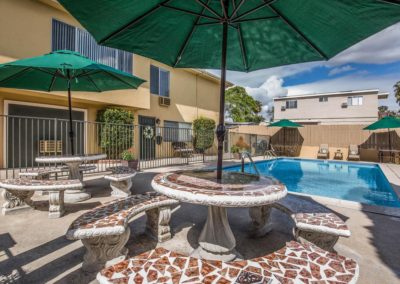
[317, 144, 329, 159]
[348, 144, 360, 161]
[172, 141, 194, 157]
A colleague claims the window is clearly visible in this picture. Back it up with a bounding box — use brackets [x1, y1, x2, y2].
[347, 96, 363, 106]
[150, 65, 170, 97]
[286, 100, 297, 109]
[319, 96, 328, 102]
[164, 121, 192, 142]
[51, 19, 132, 73]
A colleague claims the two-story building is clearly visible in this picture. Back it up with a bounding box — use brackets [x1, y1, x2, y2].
[273, 89, 389, 125]
[0, 0, 229, 167]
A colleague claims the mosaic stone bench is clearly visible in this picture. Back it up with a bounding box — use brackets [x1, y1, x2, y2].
[66, 192, 179, 273]
[97, 240, 359, 284]
[105, 166, 137, 197]
[61, 164, 97, 173]
[0, 179, 82, 218]
[269, 195, 351, 251]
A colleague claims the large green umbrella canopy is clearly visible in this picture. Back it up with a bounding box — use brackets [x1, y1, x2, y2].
[59, 0, 400, 178]
[268, 119, 303, 128]
[0, 50, 145, 154]
[268, 119, 302, 154]
[363, 116, 400, 150]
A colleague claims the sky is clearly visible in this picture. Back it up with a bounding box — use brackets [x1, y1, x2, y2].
[209, 22, 400, 119]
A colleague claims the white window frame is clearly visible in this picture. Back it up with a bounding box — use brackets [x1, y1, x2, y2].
[150, 65, 170, 97]
[286, 100, 297, 109]
[347, 96, 363, 106]
[319, 96, 328, 102]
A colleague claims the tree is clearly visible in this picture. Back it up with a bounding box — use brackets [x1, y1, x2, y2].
[193, 117, 215, 153]
[395, 81, 400, 105]
[225, 86, 265, 123]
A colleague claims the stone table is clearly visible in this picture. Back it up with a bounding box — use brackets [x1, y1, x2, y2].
[35, 154, 106, 203]
[151, 170, 287, 261]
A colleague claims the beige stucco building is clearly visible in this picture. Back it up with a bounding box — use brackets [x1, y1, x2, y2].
[0, 0, 228, 167]
[273, 90, 388, 125]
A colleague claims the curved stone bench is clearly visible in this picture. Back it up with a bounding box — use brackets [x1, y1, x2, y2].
[105, 166, 137, 197]
[66, 192, 179, 273]
[19, 167, 62, 180]
[0, 179, 82, 218]
[61, 164, 96, 173]
[251, 194, 350, 251]
[97, 241, 359, 284]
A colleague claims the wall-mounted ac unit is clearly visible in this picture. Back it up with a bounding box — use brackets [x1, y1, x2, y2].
[281, 106, 286, 111]
[341, 103, 348, 108]
[159, 96, 171, 107]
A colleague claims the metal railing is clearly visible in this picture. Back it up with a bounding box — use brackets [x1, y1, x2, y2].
[240, 151, 260, 176]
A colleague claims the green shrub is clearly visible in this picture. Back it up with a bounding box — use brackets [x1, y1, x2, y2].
[230, 145, 240, 153]
[96, 108, 134, 159]
[193, 117, 215, 153]
[121, 150, 135, 161]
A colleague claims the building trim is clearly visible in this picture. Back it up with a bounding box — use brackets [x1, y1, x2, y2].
[274, 89, 385, 101]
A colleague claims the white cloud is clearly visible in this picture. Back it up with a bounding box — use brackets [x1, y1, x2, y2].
[328, 65, 354, 76]
[245, 76, 288, 119]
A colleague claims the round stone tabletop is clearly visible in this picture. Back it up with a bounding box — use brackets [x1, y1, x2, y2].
[151, 170, 287, 207]
[0, 179, 83, 191]
[35, 153, 107, 164]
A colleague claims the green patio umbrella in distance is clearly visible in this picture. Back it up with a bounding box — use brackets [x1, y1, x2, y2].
[0, 50, 145, 155]
[363, 116, 400, 150]
[58, 0, 400, 179]
[268, 119, 302, 155]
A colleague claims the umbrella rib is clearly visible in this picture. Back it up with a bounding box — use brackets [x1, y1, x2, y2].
[220, 0, 228, 19]
[267, 3, 329, 60]
[237, 25, 248, 71]
[174, 0, 212, 67]
[0, 67, 32, 84]
[377, 0, 400, 5]
[231, 0, 277, 22]
[86, 75, 102, 92]
[230, 0, 245, 19]
[195, 0, 222, 18]
[99, 0, 174, 44]
[232, 16, 279, 24]
[47, 70, 59, 92]
[103, 70, 138, 89]
[161, 4, 220, 21]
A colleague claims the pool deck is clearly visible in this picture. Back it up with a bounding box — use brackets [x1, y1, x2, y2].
[0, 160, 399, 283]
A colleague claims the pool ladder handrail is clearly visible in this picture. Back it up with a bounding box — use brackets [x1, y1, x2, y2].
[241, 151, 261, 176]
[263, 145, 278, 159]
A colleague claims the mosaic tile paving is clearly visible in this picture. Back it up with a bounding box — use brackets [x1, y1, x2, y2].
[97, 241, 358, 284]
[295, 213, 349, 233]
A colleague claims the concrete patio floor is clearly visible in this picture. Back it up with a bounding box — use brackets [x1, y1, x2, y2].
[0, 163, 400, 284]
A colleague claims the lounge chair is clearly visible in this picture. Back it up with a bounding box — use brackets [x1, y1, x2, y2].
[348, 144, 360, 161]
[317, 144, 329, 159]
[172, 141, 193, 157]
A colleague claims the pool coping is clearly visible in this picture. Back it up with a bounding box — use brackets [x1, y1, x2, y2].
[221, 158, 400, 218]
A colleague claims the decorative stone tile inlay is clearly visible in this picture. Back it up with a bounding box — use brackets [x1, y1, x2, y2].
[97, 241, 359, 284]
[106, 167, 137, 180]
[66, 192, 179, 240]
[19, 167, 62, 176]
[151, 170, 287, 207]
[294, 213, 350, 237]
[0, 178, 82, 191]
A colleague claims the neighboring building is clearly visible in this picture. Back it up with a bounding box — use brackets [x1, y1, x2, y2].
[0, 0, 230, 167]
[273, 90, 388, 125]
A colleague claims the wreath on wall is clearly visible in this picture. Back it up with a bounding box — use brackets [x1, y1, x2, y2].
[143, 126, 154, 139]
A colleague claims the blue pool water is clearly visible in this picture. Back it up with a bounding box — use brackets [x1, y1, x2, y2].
[224, 158, 400, 208]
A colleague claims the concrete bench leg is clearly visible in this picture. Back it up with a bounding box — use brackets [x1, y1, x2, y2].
[145, 206, 172, 242]
[48, 190, 65, 218]
[294, 228, 339, 252]
[81, 227, 130, 273]
[110, 179, 132, 197]
[1, 189, 34, 215]
[249, 205, 273, 237]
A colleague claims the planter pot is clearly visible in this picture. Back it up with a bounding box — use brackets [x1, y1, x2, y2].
[122, 160, 139, 170]
[233, 153, 241, 160]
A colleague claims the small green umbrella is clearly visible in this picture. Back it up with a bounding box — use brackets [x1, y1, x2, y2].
[0, 50, 145, 154]
[59, 0, 400, 178]
[268, 119, 302, 155]
[363, 116, 400, 150]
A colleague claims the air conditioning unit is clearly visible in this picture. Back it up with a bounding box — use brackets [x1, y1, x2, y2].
[159, 96, 171, 107]
[281, 106, 286, 111]
[341, 103, 348, 108]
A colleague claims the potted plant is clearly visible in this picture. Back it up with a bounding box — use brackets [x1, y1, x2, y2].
[121, 150, 139, 170]
[231, 145, 241, 159]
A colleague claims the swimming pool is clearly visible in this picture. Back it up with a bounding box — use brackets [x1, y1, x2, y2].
[224, 158, 400, 208]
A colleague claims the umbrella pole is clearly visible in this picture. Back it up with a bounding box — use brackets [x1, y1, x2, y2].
[216, 16, 228, 180]
[67, 70, 75, 155]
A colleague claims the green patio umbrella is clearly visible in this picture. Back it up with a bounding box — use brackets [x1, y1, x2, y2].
[268, 119, 302, 155]
[58, 0, 400, 179]
[363, 116, 400, 150]
[0, 50, 145, 155]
